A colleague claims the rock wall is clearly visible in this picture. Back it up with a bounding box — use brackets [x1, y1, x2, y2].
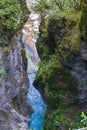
[71, 0, 87, 104]
[0, 1, 32, 130]
[26, 0, 40, 11]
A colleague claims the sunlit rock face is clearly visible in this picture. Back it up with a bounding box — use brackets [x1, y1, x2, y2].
[22, 1, 46, 130]
[22, 13, 41, 62]
[26, 0, 40, 11]
[22, 12, 41, 74]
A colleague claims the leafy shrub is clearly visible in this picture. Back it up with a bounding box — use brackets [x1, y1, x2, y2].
[81, 112, 87, 127]
[36, 55, 60, 84]
[0, 0, 20, 29]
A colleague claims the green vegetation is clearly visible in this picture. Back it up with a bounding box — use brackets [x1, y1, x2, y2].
[44, 110, 87, 130]
[0, 0, 20, 29]
[79, 0, 87, 41]
[0, 79, 2, 84]
[0, 0, 86, 129]
[0, 69, 6, 85]
[0, 69, 6, 75]
[36, 11, 81, 61]
[35, 0, 87, 129]
[3, 49, 10, 54]
[0, 0, 29, 46]
[35, 0, 81, 14]
[81, 112, 87, 126]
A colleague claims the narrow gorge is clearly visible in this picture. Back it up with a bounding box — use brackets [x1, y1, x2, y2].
[0, 0, 87, 130]
[22, 3, 46, 129]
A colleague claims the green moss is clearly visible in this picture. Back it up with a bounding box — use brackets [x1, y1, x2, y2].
[37, 10, 81, 62]
[79, 0, 87, 41]
[44, 108, 86, 130]
[0, 0, 20, 29]
[3, 49, 10, 55]
[0, 79, 2, 85]
[36, 2, 82, 129]
[80, 11, 87, 40]
[0, 0, 29, 30]
[21, 47, 25, 53]
[0, 69, 6, 75]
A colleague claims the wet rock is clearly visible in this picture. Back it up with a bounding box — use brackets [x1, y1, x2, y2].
[33, 79, 46, 102]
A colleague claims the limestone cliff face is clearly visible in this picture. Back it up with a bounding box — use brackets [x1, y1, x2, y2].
[0, 1, 32, 130]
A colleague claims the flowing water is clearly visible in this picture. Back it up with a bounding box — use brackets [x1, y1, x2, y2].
[22, 12, 46, 130]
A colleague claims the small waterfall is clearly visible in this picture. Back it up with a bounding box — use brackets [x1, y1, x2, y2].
[22, 7, 46, 130]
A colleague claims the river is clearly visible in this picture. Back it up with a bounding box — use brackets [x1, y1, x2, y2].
[22, 10, 46, 130]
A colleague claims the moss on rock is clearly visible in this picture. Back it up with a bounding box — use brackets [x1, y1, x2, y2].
[36, 8, 82, 130]
[79, 0, 87, 41]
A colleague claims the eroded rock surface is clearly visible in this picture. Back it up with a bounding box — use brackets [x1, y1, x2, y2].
[70, 42, 87, 104]
[0, 1, 32, 129]
[0, 34, 32, 130]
